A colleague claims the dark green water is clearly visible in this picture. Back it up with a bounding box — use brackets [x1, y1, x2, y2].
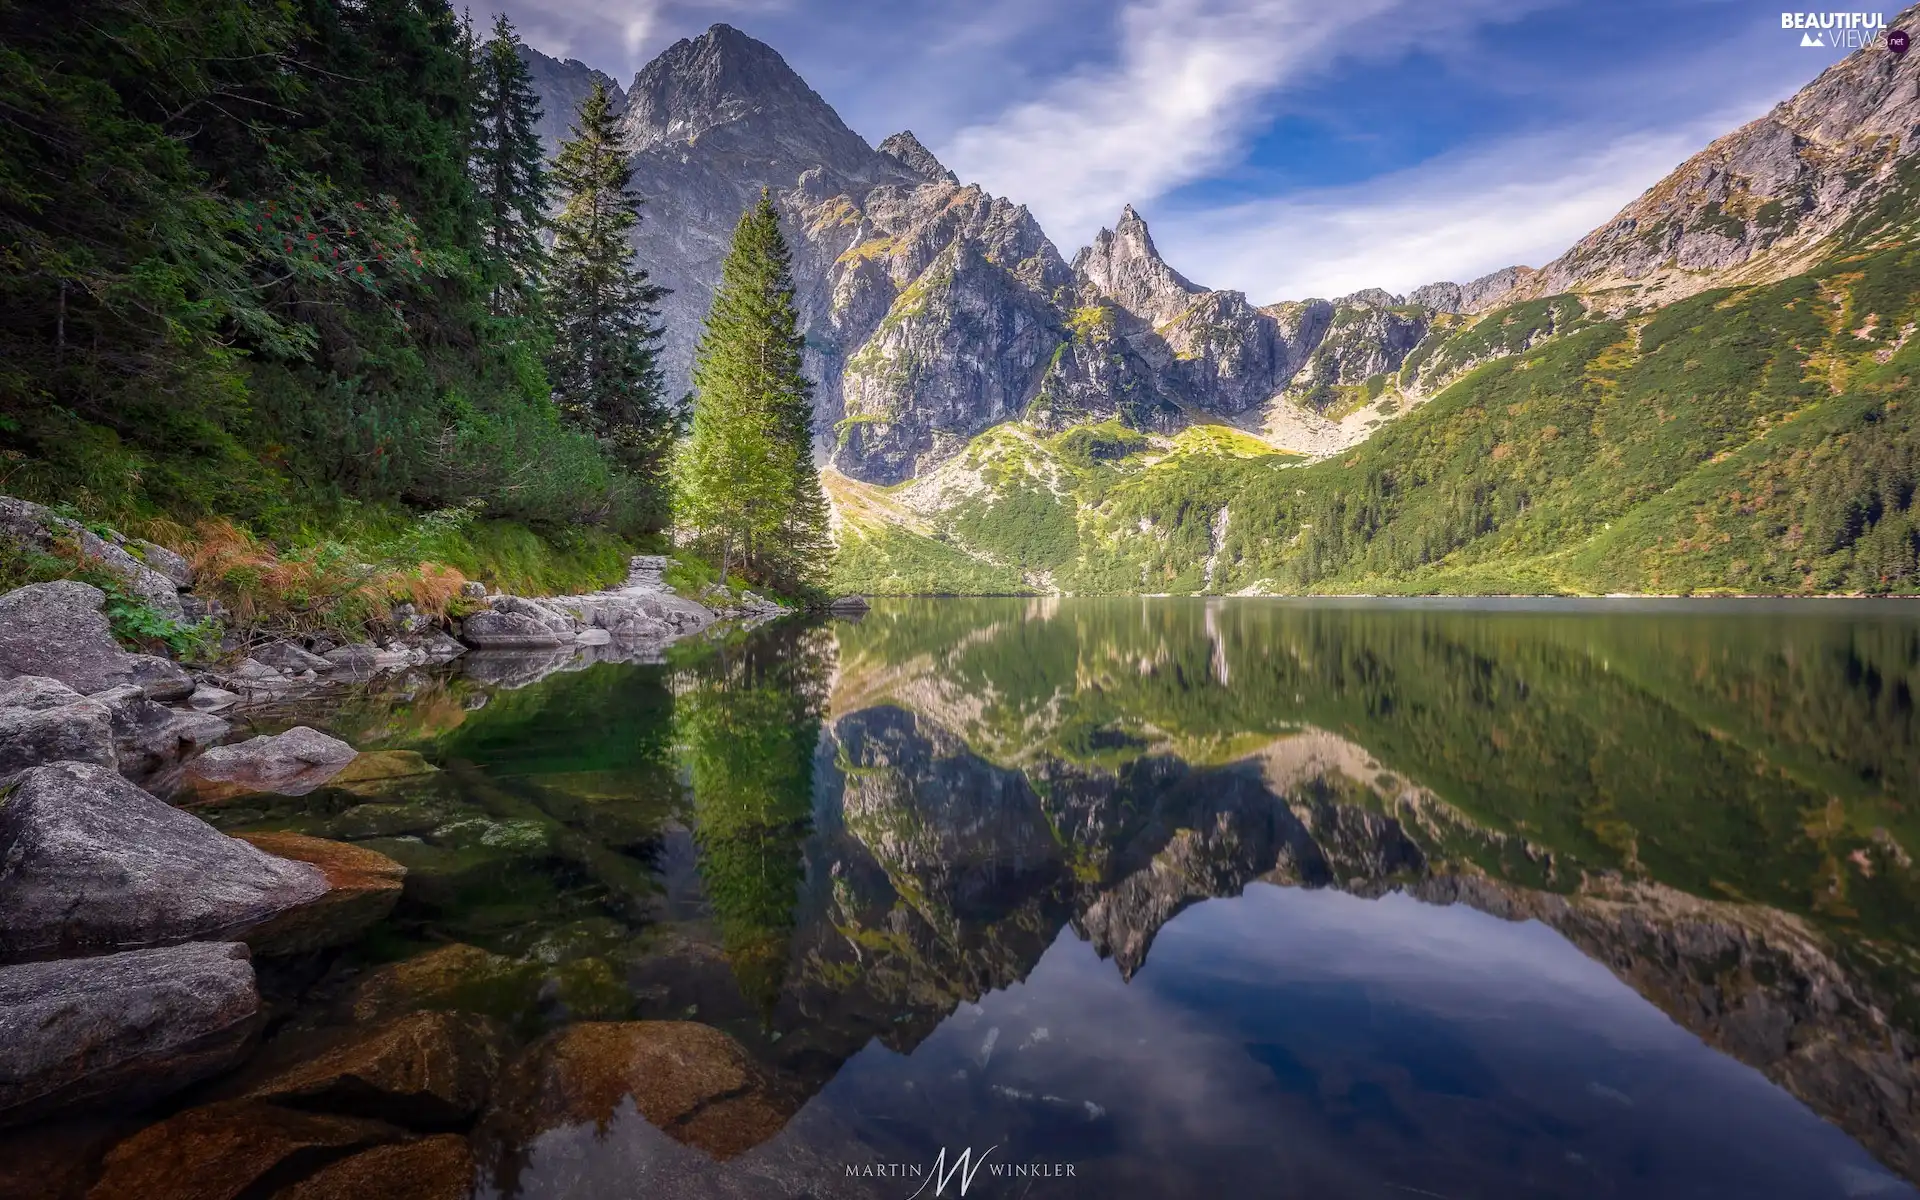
[204, 598, 1920, 1198]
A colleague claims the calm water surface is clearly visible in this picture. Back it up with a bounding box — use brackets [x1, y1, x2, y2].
[118, 601, 1920, 1196]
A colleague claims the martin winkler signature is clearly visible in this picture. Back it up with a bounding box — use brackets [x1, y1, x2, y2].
[844, 1146, 1078, 1197]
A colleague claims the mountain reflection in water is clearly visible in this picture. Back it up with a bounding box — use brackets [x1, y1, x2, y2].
[108, 599, 1920, 1199]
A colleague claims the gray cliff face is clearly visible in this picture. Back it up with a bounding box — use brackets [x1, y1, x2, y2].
[1286, 299, 1432, 409]
[515, 46, 624, 160]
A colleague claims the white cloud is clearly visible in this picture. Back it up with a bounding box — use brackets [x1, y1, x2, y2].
[1149, 110, 1761, 302]
[942, 0, 1547, 249]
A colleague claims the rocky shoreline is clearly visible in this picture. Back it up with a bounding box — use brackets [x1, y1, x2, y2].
[0, 504, 817, 1195]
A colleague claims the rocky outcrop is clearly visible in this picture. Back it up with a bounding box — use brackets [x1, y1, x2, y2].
[0, 496, 185, 621]
[180, 726, 358, 798]
[0, 942, 261, 1128]
[0, 762, 328, 962]
[1407, 265, 1534, 314]
[458, 556, 722, 650]
[0, 581, 191, 699]
[481, 1021, 795, 1162]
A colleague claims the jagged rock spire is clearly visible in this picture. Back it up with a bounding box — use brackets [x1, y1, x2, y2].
[878, 131, 958, 184]
[1073, 204, 1200, 326]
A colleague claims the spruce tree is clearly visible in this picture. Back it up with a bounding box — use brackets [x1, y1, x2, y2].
[678, 191, 832, 593]
[545, 79, 674, 526]
[468, 13, 548, 316]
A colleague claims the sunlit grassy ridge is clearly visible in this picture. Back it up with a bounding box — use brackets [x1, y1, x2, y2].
[832, 241, 1920, 597]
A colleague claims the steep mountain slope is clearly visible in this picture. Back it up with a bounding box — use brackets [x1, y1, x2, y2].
[1513, 17, 1920, 309]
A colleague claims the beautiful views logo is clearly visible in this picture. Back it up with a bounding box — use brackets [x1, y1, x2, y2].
[1781, 11, 1889, 49]
[843, 1146, 1078, 1197]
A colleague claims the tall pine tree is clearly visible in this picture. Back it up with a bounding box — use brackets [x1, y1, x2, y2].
[677, 191, 832, 593]
[546, 79, 674, 528]
[468, 13, 548, 317]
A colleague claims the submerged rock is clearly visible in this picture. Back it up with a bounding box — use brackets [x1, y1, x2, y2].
[232, 832, 406, 955]
[179, 726, 357, 798]
[481, 1021, 795, 1161]
[84, 1100, 404, 1200]
[0, 943, 260, 1128]
[0, 581, 191, 699]
[341, 944, 542, 1026]
[0, 675, 117, 780]
[240, 1011, 509, 1128]
[273, 1134, 475, 1200]
[0, 762, 328, 962]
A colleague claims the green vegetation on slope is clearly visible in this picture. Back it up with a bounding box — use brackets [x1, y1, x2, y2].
[836, 241, 1920, 597]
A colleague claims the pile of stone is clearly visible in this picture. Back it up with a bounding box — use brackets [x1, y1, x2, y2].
[0, 578, 411, 1137]
[454, 555, 726, 650]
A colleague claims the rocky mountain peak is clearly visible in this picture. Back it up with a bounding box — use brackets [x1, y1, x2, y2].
[1074, 204, 1201, 326]
[620, 22, 890, 187]
[878, 131, 959, 185]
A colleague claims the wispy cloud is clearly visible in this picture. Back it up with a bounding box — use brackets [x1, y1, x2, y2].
[1148, 112, 1749, 301]
[942, 0, 1549, 249]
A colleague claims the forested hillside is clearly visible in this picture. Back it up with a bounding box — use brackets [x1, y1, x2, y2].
[0, 0, 670, 599]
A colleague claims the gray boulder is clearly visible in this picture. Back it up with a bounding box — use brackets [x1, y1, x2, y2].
[459, 610, 571, 649]
[0, 496, 184, 620]
[0, 580, 193, 699]
[187, 685, 240, 713]
[492, 594, 578, 633]
[249, 640, 331, 674]
[0, 675, 117, 780]
[89, 684, 230, 778]
[0, 942, 260, 1127]
[182, 726, 356, 796]
[0, 762, 328, 962]
[322, 644, 382, 674]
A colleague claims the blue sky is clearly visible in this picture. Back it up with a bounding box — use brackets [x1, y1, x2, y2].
[498, 0, 1868, 300]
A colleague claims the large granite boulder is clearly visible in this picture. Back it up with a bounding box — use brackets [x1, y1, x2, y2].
[88, 683, 229, 778]
[240, 1011, 509, 1127]
[231, 832, 406, 954]
[0, 762, 328, 963]
[0, 581, 192, 699]
[84, 1100, 404, 1200]
[0, 943, 261, 1128]
[0, 496, 184, 620]
[0, 675, 117, 780]
[458, 610, 571, 650]
[178, 726, 357, 798]
[481, 1021, 795, 1161]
